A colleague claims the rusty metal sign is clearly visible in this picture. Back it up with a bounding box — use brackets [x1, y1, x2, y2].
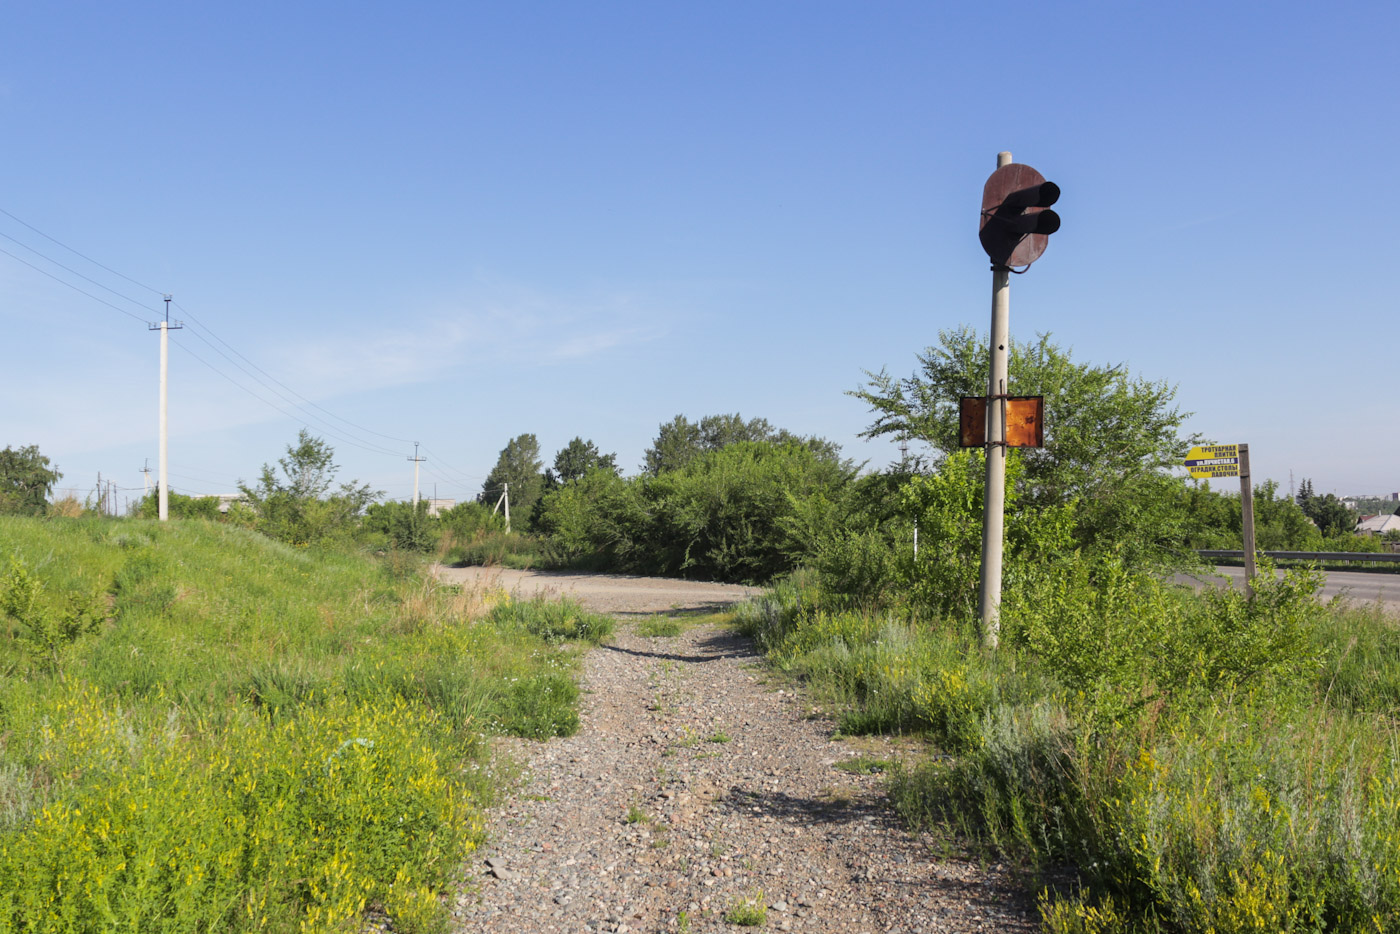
[959, 396, 1044, 448]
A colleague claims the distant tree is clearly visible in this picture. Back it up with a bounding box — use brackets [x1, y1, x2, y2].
[0, 444, 61, 516]
[481, 433, 545, 530]
[238, 430, 379, 545]
[362, 499, 434, 551]
[1309, 496, 1355, 538]
[1295, 478, 1316, 513]
[538, 439, 853, 583]
[643, 416, 705, 475]
[851, 327, 1199, 566]
[1294, 477, 1356, 537]
[549, 437, 619, 486]
[642, 413, 843, 475]
[1183, 480, 1321, 551]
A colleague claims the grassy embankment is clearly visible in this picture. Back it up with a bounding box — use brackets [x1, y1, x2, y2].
[737, 568, 1400, 933]
[0, 516, 611, 933]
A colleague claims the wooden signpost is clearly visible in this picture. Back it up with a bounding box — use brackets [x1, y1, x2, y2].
[1186, 443, 1256, 590]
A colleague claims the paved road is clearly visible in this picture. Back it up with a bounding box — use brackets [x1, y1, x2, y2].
[1178, 566, 1400, 612]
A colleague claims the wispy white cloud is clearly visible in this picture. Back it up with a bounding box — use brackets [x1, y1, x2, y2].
[266, 277, 671, 394]
[547, 325, 660, 361]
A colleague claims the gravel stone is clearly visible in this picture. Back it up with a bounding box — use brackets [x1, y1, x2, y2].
[444, 569, 1038, 933]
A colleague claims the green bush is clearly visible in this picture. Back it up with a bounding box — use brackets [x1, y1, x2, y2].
[536, 441, 853, 583]
[361, 499, 438, 552]
[131, 489, 225, 521]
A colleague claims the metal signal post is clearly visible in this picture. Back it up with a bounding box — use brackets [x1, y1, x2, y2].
[975, 152, 1060, 648]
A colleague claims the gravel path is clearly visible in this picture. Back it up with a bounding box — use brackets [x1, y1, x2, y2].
[433, 566, 763, 618]
[445, 570, 1037, 933]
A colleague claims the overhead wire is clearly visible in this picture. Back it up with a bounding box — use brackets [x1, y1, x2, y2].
[0, 206, 426, 464]
[0, 205, 493, 495]
[0, 206, 166, 296]
[0, 246, 149, 323]
[178, 324, 403, 457]
[175, 301, 417, 447]
[0, 229, 160, 316]
[171, 340, 415, 459]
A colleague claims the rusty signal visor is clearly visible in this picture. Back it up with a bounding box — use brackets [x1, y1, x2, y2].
[980, 163, 1060, 268]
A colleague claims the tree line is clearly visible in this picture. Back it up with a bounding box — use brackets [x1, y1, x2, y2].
[4, 326, 1388, 585]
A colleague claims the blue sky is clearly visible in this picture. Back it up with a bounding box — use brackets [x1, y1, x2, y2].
[2, 1, 1396, 508]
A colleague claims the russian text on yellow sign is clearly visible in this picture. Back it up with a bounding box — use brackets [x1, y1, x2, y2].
[1186, 444, 1238, 461]
[1184, 443, 1241, 479]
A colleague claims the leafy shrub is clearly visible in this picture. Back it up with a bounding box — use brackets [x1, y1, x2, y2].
[0, 556, 104, 670]
[361, 499, 438, 552]
[535, 442, 852, 583]
[131, 489, 224, 520]
[1007, 557, 1325, 726]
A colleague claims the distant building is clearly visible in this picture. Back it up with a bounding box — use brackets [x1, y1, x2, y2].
[1389, 492, 1400, 502]
[1356, 514, 1400, 536]
[426, 498, 455, 518]
[216, 493, 245, 513]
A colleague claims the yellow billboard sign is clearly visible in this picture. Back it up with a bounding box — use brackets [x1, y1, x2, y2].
[1185, 444, 1240, 479]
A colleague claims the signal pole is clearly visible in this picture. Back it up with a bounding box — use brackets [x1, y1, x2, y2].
[150, 294, 183, 521]
[408, 442, 426, 506]
[975, 151, 1061, 649]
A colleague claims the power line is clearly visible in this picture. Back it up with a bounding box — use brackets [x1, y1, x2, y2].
[178, 323, 403, 457]
[175, 302, 417, 447]
[0, 206, 414, 458]
[0, 246, 149, 323]
[0, 205, 480, 480]
[170, 340, 411, 460]
[0, 229, 158, 316]
[0, 206, 166, 296]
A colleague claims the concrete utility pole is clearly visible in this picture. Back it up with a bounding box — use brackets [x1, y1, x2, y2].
[491, 482, 512, 533]
[150, 295, 182, 522]
[142, 459, 152, 497]
[978, 151, 1014, 648]
[974, 151, 1061, 648]
[408, 442, 426, 506]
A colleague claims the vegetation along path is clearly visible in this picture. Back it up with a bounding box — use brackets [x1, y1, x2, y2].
[440, 568, 1036, 933]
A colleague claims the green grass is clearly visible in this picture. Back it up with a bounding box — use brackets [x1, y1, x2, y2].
[737, 568, 1400, 934]
[0, 516, 609, 932]
[834, 755, 891, 775]
[636, 615, 684, 637]
[724, 893, 767, 927]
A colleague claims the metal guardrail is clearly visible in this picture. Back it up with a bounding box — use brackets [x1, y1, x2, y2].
[1198, 550, 1400, 564]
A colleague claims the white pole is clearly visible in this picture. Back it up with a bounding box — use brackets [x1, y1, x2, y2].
[503, 482, 510, 533]
[158, 321, 170, 522]
[978, 150, 1014, 648]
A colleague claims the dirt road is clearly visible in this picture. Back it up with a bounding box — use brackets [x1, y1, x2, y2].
[433, 566, 763, 618]
[438, 567, 1036, 933]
